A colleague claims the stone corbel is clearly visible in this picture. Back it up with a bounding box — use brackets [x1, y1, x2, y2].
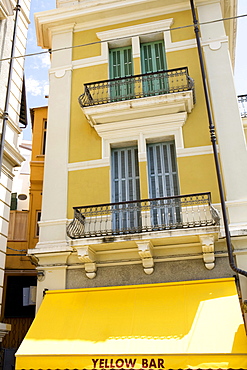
[199, 235, 215, 270]
[136, 241, 154, 275]
[75, 246, 97, 279]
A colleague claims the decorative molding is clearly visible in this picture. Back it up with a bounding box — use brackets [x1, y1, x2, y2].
[136, 240, 154, 275]
[199, 234, 215, 270]
[50, 23, 76, 35]
[27, 251, 71, 266]
[75, 246, 96, 263]
[67, 144, 218, 174]
[202, 36, 228, 50]
[83, 92, 193, 134]
[68, 157, 110, 171]
[96, 19, 173, 41]
[38, 218, 68, 227]
[75, 246, 97, 279]
[99, 113, 187, 160]
[30, 240, 71, 253]
[176, 145, 217, 158]
[0, 0, 13, 19]
[4, 140, 25, 168]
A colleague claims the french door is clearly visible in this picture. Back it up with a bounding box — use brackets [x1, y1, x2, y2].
[109, 46, 133, 101]
[147, 142, 180, 228]
[141, 40, 168, 95]
[111, 147, 141, 233]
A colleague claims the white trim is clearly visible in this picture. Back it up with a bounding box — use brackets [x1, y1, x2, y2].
[176, 145, 217, 157]
[96, 19, 173, 41]
[30, 240, 71, 253]
[66, 125, 214, 174]
[99, 113, 187, 160]
[4, 141, 25, 167]
[50, 23, 75, 35]
[68, 158, 110, 171]
[225, 199, 247, 207]
[50, 65, 73, 76]
[38, 218, 68, 227]
[83, 92, 194, 127]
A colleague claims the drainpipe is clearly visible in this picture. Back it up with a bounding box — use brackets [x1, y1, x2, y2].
[190, 0, 247, 277]
[0, 0, 21, 175]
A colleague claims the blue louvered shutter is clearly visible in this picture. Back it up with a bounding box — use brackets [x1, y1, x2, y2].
[111, 147, 140, 232]
[147, 142, 180, 227]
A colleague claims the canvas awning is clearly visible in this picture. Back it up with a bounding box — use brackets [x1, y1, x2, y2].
[15, 277, 247, 369]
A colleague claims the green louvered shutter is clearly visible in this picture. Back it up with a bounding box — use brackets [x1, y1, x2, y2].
[111, 147, 141, 232]
[109, 47, 133, 100]
[141, 40, 168, 95]
[147, 142, 180, 227]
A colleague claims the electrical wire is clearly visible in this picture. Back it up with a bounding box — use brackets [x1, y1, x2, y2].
[0, 12, 246, 63]
[7, 246, 26, 252]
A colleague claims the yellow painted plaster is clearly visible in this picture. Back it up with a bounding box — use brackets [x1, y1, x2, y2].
[167, 47, 211, 148]
[68, 167, 110, 218]
[133, 57, 141, 76]
[72, 10, 194, 62]
[73, 31, 101, 60]
[139, 161, 149, 199]
[177, 154, 220, 203]
[69, 68, 103, 163]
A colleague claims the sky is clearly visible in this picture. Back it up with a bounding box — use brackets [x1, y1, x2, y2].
[23, 0, 247, 139]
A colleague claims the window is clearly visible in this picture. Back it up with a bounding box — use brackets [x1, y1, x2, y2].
[141, 40, 167, 95]
[42, 119, 47, 155]
[109, 46, 133, 100]
[10, 193, 17, 210]
[35, 211, 41, 237]
[111, 146, 141, 232]
[147, 141, 180, 226]
[4, 276, 37, 318]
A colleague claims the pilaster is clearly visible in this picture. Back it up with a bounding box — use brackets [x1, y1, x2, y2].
[38, 25, 73, 247]
[197, 1, 247, 226]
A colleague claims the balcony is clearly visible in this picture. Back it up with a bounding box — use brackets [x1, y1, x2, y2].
[67, 192, 219, 240]
[238, 94, 247, 118]
[78, 67, 195, 130]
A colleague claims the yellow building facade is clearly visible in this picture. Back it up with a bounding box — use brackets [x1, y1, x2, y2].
[16, 0, 247, 368]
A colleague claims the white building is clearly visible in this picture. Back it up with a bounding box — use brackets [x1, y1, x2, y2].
[0, 0, 30, 340]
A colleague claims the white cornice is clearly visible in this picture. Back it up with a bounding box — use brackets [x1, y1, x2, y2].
[50, 22, 75, 35]
[34, 0, 191, 48]
[96, 19, 173, 41]
[0, 0, 13, 19]
[34, 0, 231, 50]
[4, 140, 25, 167]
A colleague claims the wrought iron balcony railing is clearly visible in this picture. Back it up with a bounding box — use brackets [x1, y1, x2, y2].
[78, 67, 195, 108]
[238, 94, 247, 118]
[67, 192, 219, 239]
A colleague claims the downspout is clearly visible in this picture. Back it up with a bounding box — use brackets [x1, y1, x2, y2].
[190, 0, 247, 277]
[0, 0, 21, 175]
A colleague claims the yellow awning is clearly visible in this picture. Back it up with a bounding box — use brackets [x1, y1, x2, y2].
[16, 278, 247, 369]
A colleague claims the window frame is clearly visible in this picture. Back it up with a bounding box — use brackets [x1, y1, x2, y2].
[41, 119, 47, 155]
[35, 210, 41, 238]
